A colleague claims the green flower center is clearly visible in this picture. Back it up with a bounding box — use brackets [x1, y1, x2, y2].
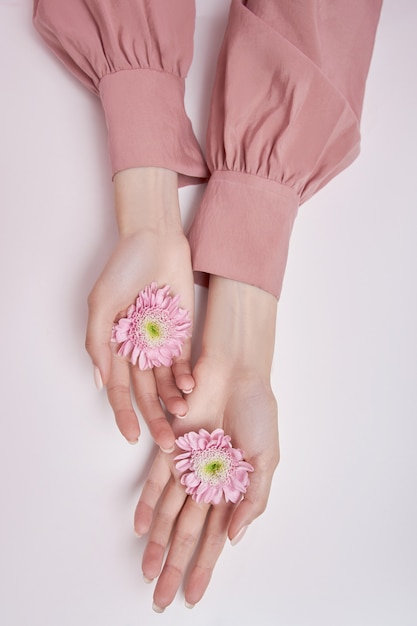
[145, 321, 161, 340]
[193, 449, 233, 485]
[204, 460, 225, 477]
[134, 310, 170, 347]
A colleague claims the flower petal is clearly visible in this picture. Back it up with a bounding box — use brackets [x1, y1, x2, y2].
[175, 459, 192, 473]
[182, 472, 200, 488]
[223, 483, 243, 503]
[174, 428, 253, 505]
[138, 351, 148, 370]
[175, 437, 192, 452]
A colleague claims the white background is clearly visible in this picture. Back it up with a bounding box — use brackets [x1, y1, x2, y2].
[1, 1, 416, 624]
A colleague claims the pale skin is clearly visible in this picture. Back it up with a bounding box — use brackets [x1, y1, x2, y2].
[85, 167, 195, 451]
[135, 276, 280, 611]
[85, 166, 280, 610]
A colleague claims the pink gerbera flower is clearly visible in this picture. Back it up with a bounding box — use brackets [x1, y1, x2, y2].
[174, 428, 254, 505]
[111, 282, 191, 370]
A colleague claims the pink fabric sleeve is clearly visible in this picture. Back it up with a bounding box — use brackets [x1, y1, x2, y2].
[188, 0, 383, 297]
[33, 0, 209, 185]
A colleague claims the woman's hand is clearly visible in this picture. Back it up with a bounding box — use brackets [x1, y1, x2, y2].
[85, 168, 195, 451]
[134, 276, 280, 610]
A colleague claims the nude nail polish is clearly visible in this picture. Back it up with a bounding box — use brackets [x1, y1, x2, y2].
[230, 525, 248, 546]
[152, 603, 164, 613]
[93, 365, 103, 390]
[185, 601, 195, 609]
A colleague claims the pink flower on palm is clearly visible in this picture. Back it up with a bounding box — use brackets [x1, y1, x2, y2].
[174, 428, 254, 505]
[111, 283, 191, 370]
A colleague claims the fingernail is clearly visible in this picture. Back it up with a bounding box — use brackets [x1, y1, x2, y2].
[152, 602, 164, 613]
[185, 601, 195, 609]
[143, 575, 153, 584]
[230, 525, 248, 546]
[182, 388, 193, 395]
[93, 366, 103, 390]
[160, 444, 175, 454]
[127, 438, 138, 445]
[134, 530, 143, 539]
[175, 412, 188, 420]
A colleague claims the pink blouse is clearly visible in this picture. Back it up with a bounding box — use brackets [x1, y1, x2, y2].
[33, 0, 382, 298]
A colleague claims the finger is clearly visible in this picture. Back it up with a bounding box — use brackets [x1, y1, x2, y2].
[130, 367, 176, 453]
[184, 502, 234, 608]
[154, 367, 188, 419]
[172, 337, 195, 394]
[85, 295, 113, 385]
[152, 498, 209, 612]
[134, 452, 172, 538]
[106, 356, 140, 444]
[228, 455, 277, 544]
[142, 479, 187, 584]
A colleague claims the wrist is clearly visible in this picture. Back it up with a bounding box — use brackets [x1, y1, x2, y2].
[203, 276, 278, 376]
[114, 167, 183, 236]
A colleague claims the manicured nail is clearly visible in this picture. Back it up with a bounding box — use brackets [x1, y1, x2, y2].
[230, 525, 248, 546]
[182, 388, 193, 395]
[134, 530, 143, 539]
[127, 438, 138, 445]
[143, 575, 153, 584]
[160, 444, 175, 454]
[185, 601, 195, 609]
[152, 602, 164, 613]
[93, 366, 103, 390]
[175, 412, 188, 420]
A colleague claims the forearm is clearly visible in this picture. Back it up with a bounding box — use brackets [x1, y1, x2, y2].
[202, 276, 277, 379]
[114, 167, 183, 236]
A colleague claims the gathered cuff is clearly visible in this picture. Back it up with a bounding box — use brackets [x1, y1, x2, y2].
[99, 69, 209, 186]
[188, 171, 299, 298]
